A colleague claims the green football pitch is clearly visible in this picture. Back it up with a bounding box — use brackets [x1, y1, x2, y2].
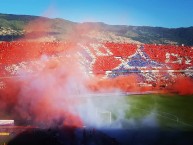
[83, 93, 193, 130]
[114, 94, 193, 130]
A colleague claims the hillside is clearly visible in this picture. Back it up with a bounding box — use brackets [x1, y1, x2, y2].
[0, 13, 193, 45]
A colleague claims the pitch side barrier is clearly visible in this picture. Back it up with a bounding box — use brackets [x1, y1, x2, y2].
[1, 69, 193, 79]
[106, 69, 193, 74]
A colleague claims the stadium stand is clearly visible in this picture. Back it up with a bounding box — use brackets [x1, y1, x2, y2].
[0, 41, 192, 87]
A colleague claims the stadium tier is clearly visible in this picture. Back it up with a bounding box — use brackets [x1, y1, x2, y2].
[0, 41, 192, 89]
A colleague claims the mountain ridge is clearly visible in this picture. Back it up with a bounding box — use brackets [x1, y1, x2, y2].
[0, 13, 193, 46]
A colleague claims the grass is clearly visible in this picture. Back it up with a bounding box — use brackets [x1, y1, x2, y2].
[123, 94, 193, 130]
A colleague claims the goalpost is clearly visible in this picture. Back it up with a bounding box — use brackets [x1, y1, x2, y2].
[95, 109, 112, 125]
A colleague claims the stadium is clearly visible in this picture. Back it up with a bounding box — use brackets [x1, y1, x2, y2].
[0, 40, 193, 145]
[0, 0, 193, 144]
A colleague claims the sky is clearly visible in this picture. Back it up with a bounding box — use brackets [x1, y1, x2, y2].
[0, 0, 193, 28]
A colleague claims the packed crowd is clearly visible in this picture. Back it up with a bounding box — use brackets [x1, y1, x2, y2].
[92, 56, 121, 74]
[143, 44, 193, 70]
[0, 41, 74, 65]
[0, 41, 192, 76]
[104, 42, 137, 58]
